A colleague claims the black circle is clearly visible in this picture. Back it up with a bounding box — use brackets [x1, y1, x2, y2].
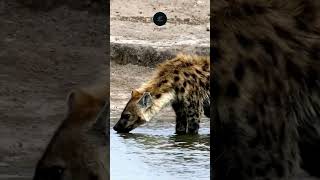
[153, 12, 167, 26]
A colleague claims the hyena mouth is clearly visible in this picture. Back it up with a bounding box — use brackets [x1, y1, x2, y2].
[114, 124, 134, 133]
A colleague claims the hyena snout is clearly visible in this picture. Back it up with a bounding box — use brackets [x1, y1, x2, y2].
[113, 118, 131, 133]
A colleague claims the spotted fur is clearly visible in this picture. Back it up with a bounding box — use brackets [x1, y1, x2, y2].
[212, 0, 320, 179]
[113, 54, 210, 134]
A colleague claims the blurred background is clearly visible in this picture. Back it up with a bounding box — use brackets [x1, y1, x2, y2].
[0, 1, 106, 179]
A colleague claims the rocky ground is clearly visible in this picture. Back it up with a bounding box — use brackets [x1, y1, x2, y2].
[110, 0, 210, 66]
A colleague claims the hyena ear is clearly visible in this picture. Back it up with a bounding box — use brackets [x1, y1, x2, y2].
[66, 89, 96, 114]
[67, 90, 78, 114]
[137, 92, 152, 108]
[131, 89, 141, 97]
[92, 99, 109, 135]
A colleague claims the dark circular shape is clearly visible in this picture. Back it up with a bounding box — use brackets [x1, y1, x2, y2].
[153, 12, 167, 26]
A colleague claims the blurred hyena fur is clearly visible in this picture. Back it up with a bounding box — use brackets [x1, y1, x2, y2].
[33, 85, 109, 180]
[212, 0, 320, 179]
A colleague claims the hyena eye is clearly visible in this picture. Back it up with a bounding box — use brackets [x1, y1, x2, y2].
[46, 166, 65, 180]
[35, 166, 65, 180]
[122, 113, 130, 119]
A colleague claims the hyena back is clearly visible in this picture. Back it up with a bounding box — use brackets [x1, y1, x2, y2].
[33, 85, 109, 180]
[113, 54, 210, 134]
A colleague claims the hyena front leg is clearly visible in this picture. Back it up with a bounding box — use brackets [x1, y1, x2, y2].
[172, 101, 187, 134]
[186, 100, 202, 134]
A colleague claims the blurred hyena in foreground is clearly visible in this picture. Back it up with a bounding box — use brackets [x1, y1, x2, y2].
[33, 85, 109, 180]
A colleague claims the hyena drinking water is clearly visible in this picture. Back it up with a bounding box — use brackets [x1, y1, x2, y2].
[113, 54, 210, 134]
[33, 85, 109, 180]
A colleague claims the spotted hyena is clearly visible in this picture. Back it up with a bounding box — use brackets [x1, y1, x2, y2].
[212, 0, 320, 179]
[113, 54, 210, 134]
[33, 85, 109, 180]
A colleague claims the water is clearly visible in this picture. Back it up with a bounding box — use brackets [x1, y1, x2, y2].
[110, 117, 210, 180]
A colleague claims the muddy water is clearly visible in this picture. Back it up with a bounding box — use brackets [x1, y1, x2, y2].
[110, 116, 210, 180]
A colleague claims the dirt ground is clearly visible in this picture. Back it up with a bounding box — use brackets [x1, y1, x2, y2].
[110, 0, 210, 67]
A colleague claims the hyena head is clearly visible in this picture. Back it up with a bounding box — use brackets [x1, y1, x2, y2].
[113, 90, 153, 133]
[33, 87, 109, 180]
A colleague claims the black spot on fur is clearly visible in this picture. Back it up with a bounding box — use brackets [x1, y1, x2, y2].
[256, 168, 267, 177]
[273, 25, 300, 45]
[279, 121, 286, 144]
[274, 78, 283, 90]
[246, 58, 260, 73]
[174, 70, 179, 74]
[264, 130, 273, 150]
[174, 76, 180, 82]
[159, 71, 165, 76]
[180, 87, 185, 93]
[191, 73, 197, 80]
[285, 58, 302, 82]
[306, 67, 317, 89]
[245, 168, 253, 177]
[183, 81, 187, 87]
[309, 44, 320, 61]
[241, 3, 266, 15]
[273, 161, 285, 177]
[287, 161, 293, 172]
[259, 39, 278, 66]
[272, 93, 282, 106]
[158, 79, 168, 87]
[249, 130, 261, 148]
[202, 63, 209, 71]
[195, 69, 203, 76]
[199, 80, 205, 87]
[185, 62, 192, 66]
[174, 87, 179, 93]
[236, 34, 255, 49]
[258, 104, 266, 116]
[89, 173, 99, 180]
[234, 62, 245, 81]
[184, 72, 190, 78]
[155, 94, 161, 99]
[241, 3, 255, 16]
[205, 81, 210, 89]
[247, 114, 258, 126]
[225, 81, 240, 98]
[252, 155, 262, 163]
[295, 3, 317, 31]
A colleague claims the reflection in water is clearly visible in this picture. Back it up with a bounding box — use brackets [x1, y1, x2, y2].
[111, 118, 210, 180]
[120, 133, 210, 151]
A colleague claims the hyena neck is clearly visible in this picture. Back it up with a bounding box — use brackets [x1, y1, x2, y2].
[137, 83, 176, 122]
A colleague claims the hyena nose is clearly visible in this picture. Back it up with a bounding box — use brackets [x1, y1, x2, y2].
[113, 119, 127, 132]
[113, 123, 120, 131]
